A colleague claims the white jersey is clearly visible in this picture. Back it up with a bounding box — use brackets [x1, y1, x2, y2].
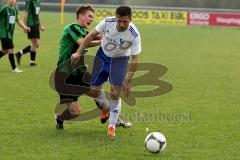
[95, 17, 141, 57]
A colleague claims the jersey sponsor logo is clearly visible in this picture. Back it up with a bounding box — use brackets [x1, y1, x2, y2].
[104, 41, 118, 52]
[119, 39, 132, 50]
[104, 37, 132, 51]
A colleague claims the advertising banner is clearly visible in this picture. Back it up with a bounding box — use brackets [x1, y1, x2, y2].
[188, 12, 240, 27]
[210, 13, 240, 27]
[94, 8, 188, 25]
[187, 12, 210, 26]
[149, 11, 187, 25]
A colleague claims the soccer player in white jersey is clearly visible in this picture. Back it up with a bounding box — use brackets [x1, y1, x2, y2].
[71, 6, 141, 138]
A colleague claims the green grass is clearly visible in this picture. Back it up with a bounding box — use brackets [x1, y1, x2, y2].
[0, 12, 239, 159]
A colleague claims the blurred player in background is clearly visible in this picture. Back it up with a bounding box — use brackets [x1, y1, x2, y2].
[15, 0, 45, 66]
[0, 0, 30, 73]
[71, 6, 141, 138]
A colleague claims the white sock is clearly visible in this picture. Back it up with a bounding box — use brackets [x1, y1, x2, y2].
[109, 99, 121, 127]
[94, 90, 110, 110]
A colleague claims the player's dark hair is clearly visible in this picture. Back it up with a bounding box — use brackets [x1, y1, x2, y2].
[116, 6, 132, 17]
[76, 4, 94, 19]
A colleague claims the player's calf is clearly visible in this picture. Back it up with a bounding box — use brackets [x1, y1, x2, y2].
[55, 102, 81, 129]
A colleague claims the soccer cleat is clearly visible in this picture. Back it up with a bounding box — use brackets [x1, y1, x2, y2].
[55, 113, 64, 129]
[116, 117, 132, 128]
[100, 112, 109, 124]
[107, 127, 116, 139]
[15, 52, 22, 65]
[12, 67, 23, 73]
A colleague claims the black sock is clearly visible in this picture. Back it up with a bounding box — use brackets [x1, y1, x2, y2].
[22, 45, 31, 54]
[58, 108, 79, 121]
[30, 51, 36, 61]
[57, 117, 63, 125]
[8, 54, 16, 70]
[95, 100, 103, 110]
[0, 50, 5, 58]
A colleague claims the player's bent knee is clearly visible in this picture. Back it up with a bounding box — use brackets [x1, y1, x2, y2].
[110, 86, 121, 100]
[70, 108, 81, 116]
[32, 40, 39, 49]
[8, 49, 15, 53]
[110, 93, 120, 101]
[35, 43, 39, 49]
[89, 88, 101, 98]
[70, 102, 81, 115]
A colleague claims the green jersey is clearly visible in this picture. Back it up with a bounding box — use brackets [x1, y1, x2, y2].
[0, 5, 19, 39]
[57, 23, 88, 75]
[25, 0, 40, 26]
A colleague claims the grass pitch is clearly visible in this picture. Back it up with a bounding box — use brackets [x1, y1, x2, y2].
[0, 12, 239, 160]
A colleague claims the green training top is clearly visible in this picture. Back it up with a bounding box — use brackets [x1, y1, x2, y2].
[0, 5, 19, 39]
[57, 23, 89, 75]
[25, 0, 40, 26]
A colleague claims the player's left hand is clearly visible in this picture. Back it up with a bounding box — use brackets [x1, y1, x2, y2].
[71, 52, 81, 65]
[123, 79, 132, 97]
[40, 26, 46, 31]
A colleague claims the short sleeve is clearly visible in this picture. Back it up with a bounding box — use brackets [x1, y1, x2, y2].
[0, 6, 6, 16]
[15, 8, 19, 22]
[131, 35, 141, 55]
[95, 19, 106, 33]
[25, 0, 30, 11]
[67, 24, 85, 42]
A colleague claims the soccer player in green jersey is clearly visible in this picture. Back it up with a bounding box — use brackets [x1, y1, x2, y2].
[54, 5, 102, 129]
[15, 0, 45, 66]
[54, 5, 132, 130]
[0, 0, 30, 73]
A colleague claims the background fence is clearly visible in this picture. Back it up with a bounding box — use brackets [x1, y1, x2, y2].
[2, 0, 240, 27]
[15, 0, 240, 9]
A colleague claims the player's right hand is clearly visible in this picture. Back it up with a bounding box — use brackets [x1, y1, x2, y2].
[123, 79, 132, 98]
[24, 27, 31, 33]
[70, 52, 81, 65]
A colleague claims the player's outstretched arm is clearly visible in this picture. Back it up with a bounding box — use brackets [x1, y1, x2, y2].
[71, 29, 99, 64]
[87, 40, 101, 47]
[17, 19, 30, 33]
[38, 15, 45, 31]
[23, 11, 28, 26]
[77, 29, 99, 53]
[123, 54, 140, 97]
[87, 33, 103, 47]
